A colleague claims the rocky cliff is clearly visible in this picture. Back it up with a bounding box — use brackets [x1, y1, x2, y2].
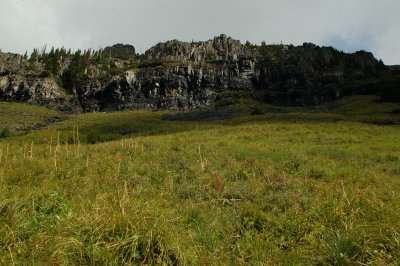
[0, 35, 397, 112]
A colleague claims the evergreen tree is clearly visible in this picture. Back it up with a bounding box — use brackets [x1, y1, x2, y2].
[62, 49, 91, 91]
[29, 49, 39, 63]
[44, 46, 61, 76]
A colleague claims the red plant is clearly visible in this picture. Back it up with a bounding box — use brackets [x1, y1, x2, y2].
[212, 171, 222, 193]
[115, 152, 122, 161]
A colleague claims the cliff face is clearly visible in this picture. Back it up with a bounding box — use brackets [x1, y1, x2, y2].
[0, 35, 395, 112]
[75, 63, 250, 112]
[145, 34, 254, 62]
[0, 53, 65, 106]
[103, 44, 136, 59]
[0, 74, 64, 105]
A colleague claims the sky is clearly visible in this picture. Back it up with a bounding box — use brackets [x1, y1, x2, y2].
[1, 0, 399, 64]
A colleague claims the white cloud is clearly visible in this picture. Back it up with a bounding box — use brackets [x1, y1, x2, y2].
[1, 0, 399, 64]
[0, 0, 61, 52]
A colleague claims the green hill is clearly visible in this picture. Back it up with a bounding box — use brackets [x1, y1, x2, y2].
[0, 95, 399, 265]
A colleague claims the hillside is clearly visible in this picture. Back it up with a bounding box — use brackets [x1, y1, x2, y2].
[1, 35, 399, 113]
[0, 95, 399, 264]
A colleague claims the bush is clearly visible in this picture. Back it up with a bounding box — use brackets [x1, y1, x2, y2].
[206, 50, 217, 60]
[250, 106, 265, 115]
[214, 97, 239, 107]
[0, 128, 11, 138]
[138, 60, 164, 69]
[86, 131, 120, 144]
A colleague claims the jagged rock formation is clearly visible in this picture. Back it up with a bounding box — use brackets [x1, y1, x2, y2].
[103, 44, 136, 59]
[0, 35, 398, 112]
[0, 75, 64, 105]
[145, 34, 254, 62]
[0, 53, 65, 106]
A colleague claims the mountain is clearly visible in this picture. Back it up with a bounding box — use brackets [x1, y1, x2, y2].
[0, 34, 399, 113]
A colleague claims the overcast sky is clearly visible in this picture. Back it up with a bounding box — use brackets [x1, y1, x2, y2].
[1, 0, 399, 64]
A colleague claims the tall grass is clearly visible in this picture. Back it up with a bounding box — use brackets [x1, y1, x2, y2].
[0, 96, 399, 264]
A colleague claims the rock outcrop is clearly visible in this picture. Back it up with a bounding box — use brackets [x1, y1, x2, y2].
[0, 74, 65, 106]
[103, 44, 136, 59]
[145, 34, 254, 62]
[0, 35, 397, 112]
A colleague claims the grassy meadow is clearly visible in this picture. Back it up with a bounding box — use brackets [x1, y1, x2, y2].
[0, 96, 400, 265]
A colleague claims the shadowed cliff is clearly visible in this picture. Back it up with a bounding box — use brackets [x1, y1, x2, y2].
[0, 35, 399, 112]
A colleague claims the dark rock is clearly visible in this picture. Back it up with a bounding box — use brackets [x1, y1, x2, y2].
[0, 74, 66, 106]
[0, 35, 398, 112]
[103, 44, 136, 59]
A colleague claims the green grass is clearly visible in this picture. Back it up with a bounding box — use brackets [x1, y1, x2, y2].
[0, 102, 63, 133]
[0, 96, 400, 265]
[323, 95, 400, 124]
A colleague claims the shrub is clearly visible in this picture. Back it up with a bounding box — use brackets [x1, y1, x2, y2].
[138, 60, 164, 69]
[251, 106, 265, 115]
[205, 50, 217, 60]
[86, 131, 120, 144]
[214, 97, 238, 107]
[86, 131, 105, 144]
[0, 128, 11, 138]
